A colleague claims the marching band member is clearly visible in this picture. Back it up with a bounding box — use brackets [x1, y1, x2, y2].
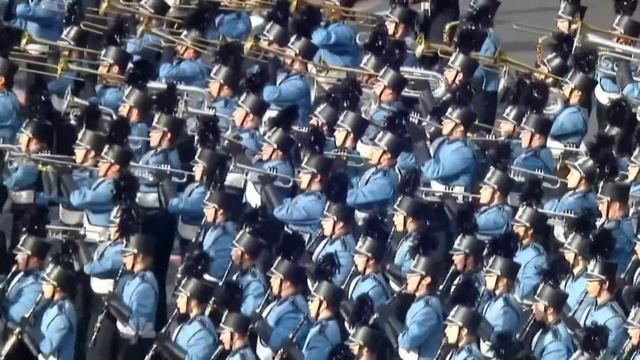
[201, 189, 238, 280]
[555, 0, 585, 35]
[512, 206, 549, 299]
[228, 92, 269, 155]
[95, 46, 131, 112]
[302, 280, 346, 359]
[208, 6, 252, 41]
[105, 234, 159, 358]
[125, 0, 169, 65]
[253, 258, 310, 360]
[560, 233, 592, 312]
[390, 195, 428, 276]
[70, 129, 105, 190]
[442, 306, 484, 360]
[397, 256, 443, 359]
[152, 277, 217, 360]
[230, 231, 267, 316]
[543, 157, 598, 216]
[364, 66, 406, 139]
[307, 5, 361, 67]
[348, 236, 391, 310]
[549, 71, 597, 146]
[251, 127, 295, 194]
[530, 283, 574, 359]
[0, 57, 20, 145]
[313, 202, 356, 286]
[578, 259, 626, 358]
[20, 265, 77, 360]
[480, 256, 522, 352]
[158, 30, 209, 87]
[347, 325, 386, 359]
[384, 4, 417, 66]
[207, 64, 240, 132]
[448, 234, 486, 306]
[475, 167, 513, 239]
[47, 26, 89, 98]
[11, 0, 64, 41]
[262, 35, 317, 125]
[627, 147, 640, 195]
[493, 105, 527, 159]
[118, 88, 151, 161]
[271, 154, 331, 241]
[624, 305, 640, 359]
[1, 235, 49, 323]
[347, 131, 402, 220]
[333, 110, 369, 182]
[421, 106, 479, 192]
[468, 0, 502, 126]
[597, 182, 634, 274]
[512, 113, 555, 175]
[218, 311, 257, 359]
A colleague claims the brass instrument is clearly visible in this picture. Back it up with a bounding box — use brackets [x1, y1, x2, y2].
[89, 264, 126, 347]
[416, 186, 480, 201]
[77, 21, 164, 53]
[143, 308, 179, 360]
[173, 0, 273, 11]
[18, 31, 101, 55]
[295, 0, 381, 27]
[62, 88, 117, 120]
[508, 165, 568, 189]
[408, 112, 443, 129]
[323, 149, 368, 167]
[0, 293, 43, 360]
[130, 162, 195, 183]
[230, 160, 299, 188]
[442, 21, 460, 46]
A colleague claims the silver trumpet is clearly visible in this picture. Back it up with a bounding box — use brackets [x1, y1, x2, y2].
[62, 88, 117, 120]
[400, 67, 447, 99]
[129, 162, 195, 183]
[146, 81, 209, 103]
[546, 144, 587, 155]
[323, 149, 368, 167]
[230, 161, 299, 188]
[416, 186, 480, 200]
[408, 112, 443, 129]
[508, 165, 568, 189]
[46, 224, 109, 241]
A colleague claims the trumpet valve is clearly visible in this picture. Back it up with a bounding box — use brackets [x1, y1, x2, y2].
[98, 0, 109, 16]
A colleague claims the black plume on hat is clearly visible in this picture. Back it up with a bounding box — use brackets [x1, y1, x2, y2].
[541, 254, 570, 286]
[196, 115, 221, 150]
[398, 168, 421, 196]
[486, 142, 512, 172]
[455, 21, 486, 54]
[360, 213, 390, 241]
[0, 27, 23, 57]
[176, 248, 211, 285]
[112, 172, 139, 205]
[125, 59, 154, 90]
[77, 103, 102, 131]
[455, 203, 478, 235]
[326, 172, 350, 203]
[364, 23, 389, 56]
[409, 227, 439, 258]
[572, 46, 598, 73]
[183, 2, 216, 32]
[591, 228, 616, 260]
[269, 104, 298, 131]
[340, 78, 363, 111]
[153, 82, 178, 115]
[566, 212, 597, 237]
[328, 344, 356, 360]
[348, 294, 375, 327]
[586, 133, 618, 182]
[529, 80, 550, 113]
[548, 31, 574, 55]
[206, 153, 230, 190]
[382, 40, 407, 70]
[506, 76, 533, 107]
[274, 231, 306, 261]
[240, 64, 269, 95]
[519, 178, 544, 207]
[214, 42, 243, 73]
[213, 281, 243, 312]
[290, 5, 322, 38]
[449, 275, 480, 307]
[103, 15, 130, 47]
[21, 206, 49, 238]
[486, 231, 518, 259]
[614, 0, 638, 15]
[308, 253, 338, 283]
[106, 116, 131, 146]
[265, 0, 290, 27]
[575, 324, 609, 356]
[491, 332, 527, 360]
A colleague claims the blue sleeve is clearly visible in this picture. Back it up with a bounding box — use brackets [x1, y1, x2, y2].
[262, 79, 308, 104]
[39, 312, 71, 355]
[312, 27, 339, 46]
[303, 333, 332, 359]
[0, 95, 21, 134]
[420, 147, 475, 181]
[168, 186, 206, 218]
[3, 164, 38, 189]
[540, 340, 571, 360]
[185, 330, 217, 360]
[100, 90, 123, 112]
[15, 3, 58, 25]
[158, 61, 206, 84]
[47, 73, 75, 97]
[128, 282, 157, 331]
[550, 111, 586, 138]
[604, 316, 626, 357]
[346, 174, 396, 206]
[267, 311, 303, 350]
[241, 279, 266, 316]
[83, 250, 121, 276]
[5, 284, 41, 323]
[273, 197, 324, 224]
[475, 209, 511, 237]
[333, 250, 354, 286]
[623, 82, 640, 100]
[398, 308, 440, 349]
[69, 186, 112, 210]
[516, 256, 547, 299]
[490, 306, 520, 340]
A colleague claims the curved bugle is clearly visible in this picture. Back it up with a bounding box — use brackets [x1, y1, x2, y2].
[416, 186, 480, 200]
[508, 165, 568, 189]
[231, 160, 299, 188]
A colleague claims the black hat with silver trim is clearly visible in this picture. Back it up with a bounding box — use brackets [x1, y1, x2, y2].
[58, 26, 88, 47]
[75, 129, 107, 153]
[567, 70, 597, 94]
[521, 113, 552, 136]
[598, 181, 630, 203]
[562, 233, 592, 259]
[443, 106, 476, 130]
[100, 46, 131, 71]
[336, 110, 369, 139]
[373, 130, 404, 158]
[268, 257, 305, 285]
[450, 234, 485, 259]
[512, 206, 547, 231]
[312, 103, 340, 129]
[100, 144, 133, 167]
[481, 167, 513, 194]
[485, 255, 520, 280]
[567, 157, 598, 184]
[310, 280, 344, 308]
[301, 154, 333, 176]
[288, 35, 318, 62]
[260, 21, 289, 47]
[122, 233, 155, 255]
[585, 259, 617, 281]
[500, 105, 527, 126]
[385, 5, 417, 26]
[139, 0, 170, 16]
[322, 202, 354, 223]
[14, 235, 51, 259]
[123, 87, 150, 111]
[534, 282, 568, 311]
[393, 195, 426, 218]
[177, 277, 215, 303]
[264, 127, 295, 153]
[447, 52, 479, 79]
[151, 113, 184, 135]
[42, 264, 76, 292]
[0, 57, 18, 79]
[209, 64, 239, 89]
[360, 53, 386, 73]
[614, 15, 640, 37]
[204, 189, 236, 211]
[445, 305, 483, 334]
[377, 66, 408, 94]
[408, 255, 439, 277]
[20, 119, 53, 142]
[354, 236, 386, 262]
[238, 92, 269, 118]
[232, 231, 264, 259]
[219, 311, 251, 334]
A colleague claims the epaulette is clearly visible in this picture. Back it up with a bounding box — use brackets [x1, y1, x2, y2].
[549, 326, 561, 341]
[531, 242, 545, 255]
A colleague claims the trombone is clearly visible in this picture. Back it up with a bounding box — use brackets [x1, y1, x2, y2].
[79, 22, 165, 53]
[17, 32, 102, 55]
[173, 0, 273, 11]
[8, 57, 84, 81]
[296, 0, 381, 28]
[508, 165, 568, 189]
[230, 160, 299, 188]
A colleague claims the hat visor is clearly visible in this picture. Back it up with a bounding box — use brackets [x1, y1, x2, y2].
[585, 272, 605, 281]
[511, 217, 528, 227]
[13, 245, 28, 255]
[449, 247, 465, 255]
